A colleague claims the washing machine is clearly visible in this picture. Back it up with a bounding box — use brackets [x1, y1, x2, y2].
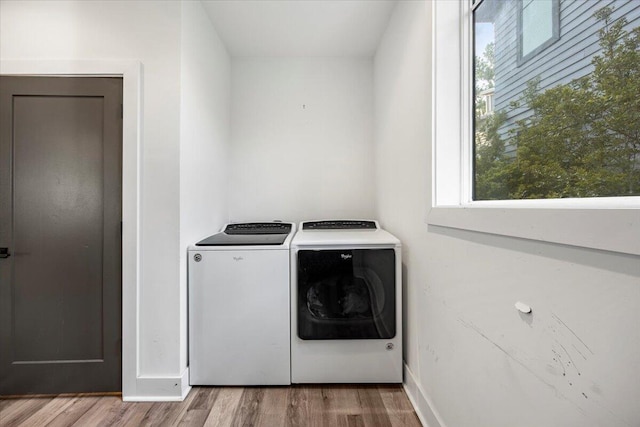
[188, 221, 295, 385]
[290, 220, 402, 383]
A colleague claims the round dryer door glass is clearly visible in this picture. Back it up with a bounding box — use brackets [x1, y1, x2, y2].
[297, 249, 396, 340]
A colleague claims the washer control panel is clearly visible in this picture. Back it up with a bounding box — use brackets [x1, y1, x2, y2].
[224, 222, 292, 235]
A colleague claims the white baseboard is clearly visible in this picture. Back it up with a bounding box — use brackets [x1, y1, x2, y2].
[123, 368, 192, 402]
[403, 363, 446, 427]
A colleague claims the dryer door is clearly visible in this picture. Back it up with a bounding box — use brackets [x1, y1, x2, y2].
[297, 249, 395, 340]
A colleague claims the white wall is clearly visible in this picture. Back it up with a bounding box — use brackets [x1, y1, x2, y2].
[179, 0, 231, 372]
[374, 2, 640, 427]
[229, 58, 376, 224]
[0, 0, 186, 397]
[373, 0, 431, 415]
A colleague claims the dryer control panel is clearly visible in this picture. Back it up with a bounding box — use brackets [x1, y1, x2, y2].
[303, 220, 377, 230]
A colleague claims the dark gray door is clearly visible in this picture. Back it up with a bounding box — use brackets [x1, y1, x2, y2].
[0, 76, 122, 395]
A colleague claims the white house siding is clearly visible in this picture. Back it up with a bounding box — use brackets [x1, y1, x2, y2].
[490, 0, 640, 151]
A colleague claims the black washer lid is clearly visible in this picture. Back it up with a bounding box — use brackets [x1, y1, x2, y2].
[302, 220, 377, 230]
[196, 222, 292, 246]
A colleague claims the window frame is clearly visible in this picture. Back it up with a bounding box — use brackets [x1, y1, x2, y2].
[517, 0, 560, 65]
[428, 0, 640, 256]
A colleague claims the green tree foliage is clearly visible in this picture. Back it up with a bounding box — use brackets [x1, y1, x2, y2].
[475, 6, 640, 200]
[475, 42, 495, 91]
[475, 110, 510, 199]
[475, 42, 495, 116]
[474, 41, 510, 199]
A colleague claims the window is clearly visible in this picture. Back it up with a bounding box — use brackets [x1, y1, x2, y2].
[473, 0, 640, 201]
[519, 0, 559, 62]
[429, 0, 639, 256]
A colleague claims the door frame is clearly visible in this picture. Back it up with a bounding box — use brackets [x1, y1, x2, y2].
[0, 60, 141, 399]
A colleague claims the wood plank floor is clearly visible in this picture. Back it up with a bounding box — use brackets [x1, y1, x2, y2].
[0, 385, 422, 427]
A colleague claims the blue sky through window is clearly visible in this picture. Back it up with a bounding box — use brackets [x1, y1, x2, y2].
[475, 22, 494, 55]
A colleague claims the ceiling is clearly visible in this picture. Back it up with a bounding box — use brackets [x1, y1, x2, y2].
[201, 0, 397, 57]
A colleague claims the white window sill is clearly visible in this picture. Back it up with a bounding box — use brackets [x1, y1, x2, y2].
[427, 199, 640, 256]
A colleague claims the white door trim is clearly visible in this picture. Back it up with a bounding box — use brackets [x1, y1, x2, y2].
[0, 59, 142, 399]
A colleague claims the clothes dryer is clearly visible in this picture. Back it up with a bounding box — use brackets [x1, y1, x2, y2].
[290, 220, 402, 383]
